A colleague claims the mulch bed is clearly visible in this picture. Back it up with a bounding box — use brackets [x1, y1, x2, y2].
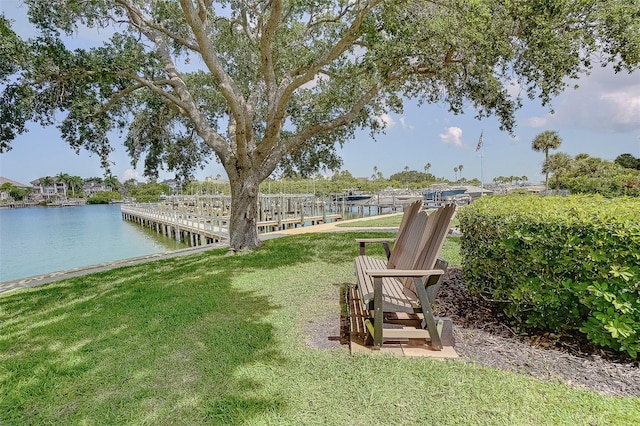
[435, 267, 640, 397]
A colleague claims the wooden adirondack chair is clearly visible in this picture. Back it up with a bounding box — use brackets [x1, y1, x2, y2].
[354, 203, 457, 349]
[355, 200, 423, 264]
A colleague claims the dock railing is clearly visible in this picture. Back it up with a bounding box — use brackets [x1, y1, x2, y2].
[120, 194, 345, 247]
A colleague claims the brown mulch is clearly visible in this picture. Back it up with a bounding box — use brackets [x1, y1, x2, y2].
[434, 267, 640, 397]
[305, 268, 640, 398]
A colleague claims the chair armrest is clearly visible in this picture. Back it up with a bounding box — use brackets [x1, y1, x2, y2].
[365, 269, 445, 278]
[354, 238, 395, 243]
[355, 238, 395, 258]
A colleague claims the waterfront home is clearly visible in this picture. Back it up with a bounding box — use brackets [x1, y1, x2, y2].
[160, 178, 180, 193]
[30, 177, 68, 201]
[0, 177, 32, 201]
[83, 181, 110, 197]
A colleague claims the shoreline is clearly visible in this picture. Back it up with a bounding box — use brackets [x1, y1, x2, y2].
[0, 243, 226, 294]
[0, 214, 402, 294]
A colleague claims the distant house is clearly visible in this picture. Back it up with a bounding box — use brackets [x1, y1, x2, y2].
[31, 177, 67, 200]
[83, 181, 110, 197]
[160, 179, 180, 193]
[0, 177, 31, 201]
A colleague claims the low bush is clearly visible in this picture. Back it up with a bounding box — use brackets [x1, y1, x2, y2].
[459, 195, 640, 358]
[87, 191, 121, 204]
[563, 175, 640, 197]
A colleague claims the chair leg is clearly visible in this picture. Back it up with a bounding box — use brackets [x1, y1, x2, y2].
[414, 278, 443, 350]
[373, 277, 383, 348]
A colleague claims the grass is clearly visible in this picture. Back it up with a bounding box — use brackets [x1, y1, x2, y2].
[337, 209, 462, 228]
[336, 213, 404, 227]
[1, 232, 638, 425]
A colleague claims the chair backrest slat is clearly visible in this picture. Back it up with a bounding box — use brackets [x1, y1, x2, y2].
[404, 204, 457, 293]
[386, 201, 423, 269]
[384, 202, 457, 289]
[414, 204, 457, 271]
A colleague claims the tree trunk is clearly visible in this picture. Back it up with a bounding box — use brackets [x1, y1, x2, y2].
[228, 175, 261, 251]
[544, 150, 550, 193]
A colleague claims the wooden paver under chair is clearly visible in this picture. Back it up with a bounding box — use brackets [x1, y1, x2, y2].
[353, 202, 457, 350]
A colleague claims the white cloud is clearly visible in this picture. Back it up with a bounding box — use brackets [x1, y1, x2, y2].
[375, 113, 396, 129]
[122, 169, 142, 182]
[439, 127, 463, 147]
[300, 72, 327, 89]
[600, 91, 640, 126]
[523, 67, 640, 133]
[524, 116, 549, 128]
[399, 117, 415, 130]
[506, 79, 524, 98]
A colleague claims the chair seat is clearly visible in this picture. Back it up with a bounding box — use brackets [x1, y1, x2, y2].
[355, 255, 418, 313]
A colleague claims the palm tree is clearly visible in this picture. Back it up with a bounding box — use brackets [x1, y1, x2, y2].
[68, 175, 84, 198]
[402, 165, 410, 187]
[104, 175, 120, 193]
[424, 163, 431, 182]
[532, 130, 562, 192]
[56, 172, 72, 199]
[453, 167, 459, 181]
[543, 152, 572, 192]
[458, 164, 463, 180]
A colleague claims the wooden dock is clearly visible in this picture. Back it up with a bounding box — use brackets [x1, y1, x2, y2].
[121, 198, 342, 247]
[121, 205, 230, 245]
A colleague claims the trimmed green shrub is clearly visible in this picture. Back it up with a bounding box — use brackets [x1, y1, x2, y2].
[459, 195, 640, 358]
[87, 191, 121, 204]
[563, 175, 640, 197]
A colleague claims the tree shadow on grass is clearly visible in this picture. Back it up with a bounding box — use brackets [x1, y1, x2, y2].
[0, 247, 292, 423]
[0, 232, 389, 423]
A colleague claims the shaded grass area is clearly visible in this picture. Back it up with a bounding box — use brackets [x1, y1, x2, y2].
[1, 233, 638, 425]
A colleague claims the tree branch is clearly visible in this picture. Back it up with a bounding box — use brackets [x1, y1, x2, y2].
[259, 0, 384, 166]
[179, 0, 251, 166]
[96, 81, 146, 115]
[262, 78, 388, 170]
[260, 0, 282, 100]
[293, 80, 386, 146]
[113, 0, 233, 163]
[114, 0, 200, 53]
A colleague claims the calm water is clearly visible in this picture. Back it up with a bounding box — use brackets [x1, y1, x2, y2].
[0, 204, 188, 282]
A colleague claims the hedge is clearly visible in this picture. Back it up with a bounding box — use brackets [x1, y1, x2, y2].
[563, 175, 640, 197]
[459, 195, 640, 358]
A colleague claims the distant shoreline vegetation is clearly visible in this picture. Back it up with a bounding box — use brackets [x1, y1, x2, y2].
[87, 191, 122, 204]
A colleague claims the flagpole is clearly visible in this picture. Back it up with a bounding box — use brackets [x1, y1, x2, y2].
[477, 131, 484, 197]
[480, 148, 484, 197]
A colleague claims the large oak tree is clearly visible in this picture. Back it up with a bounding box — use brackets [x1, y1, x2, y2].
[1, 0, 639, 250]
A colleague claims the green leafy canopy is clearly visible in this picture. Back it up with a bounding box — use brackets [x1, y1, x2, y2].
[2, 0, 637, 176]
[1, 0, 639, 249]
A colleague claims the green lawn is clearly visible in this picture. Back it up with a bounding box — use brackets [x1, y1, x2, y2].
[337, 209, 462, 228]
[336, 213, 404, 227]
[1, 233, 638, 425]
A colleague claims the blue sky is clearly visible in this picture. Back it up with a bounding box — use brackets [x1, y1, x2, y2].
[1, 1, 639, 186]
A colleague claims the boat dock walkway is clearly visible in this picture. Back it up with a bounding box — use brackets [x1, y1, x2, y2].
[120, 203, 342, 246]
